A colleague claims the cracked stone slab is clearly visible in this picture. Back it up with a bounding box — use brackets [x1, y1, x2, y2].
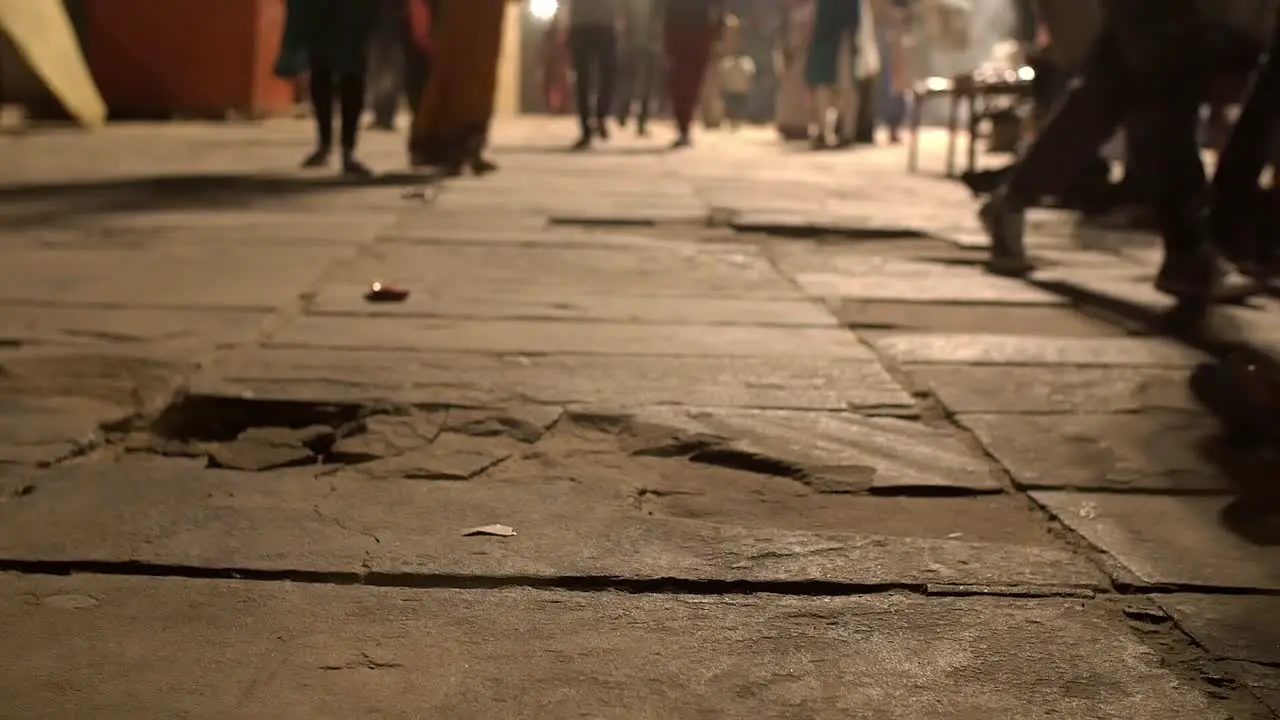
[1223, 661, 1280, 714]
[1031, 492, 1280, 591]
[336, 432, 516, 481]
[793, 273, 1065, 305]
[625, 408, 1001, 494]
[873, 334, 1204, 367]
[0, 461, 1105, 589]
[0, 577, 1229, 720]
[309, 289, 836, 326]
[442, 405, 561, 443]
[206, 425, 333, 472]
[268, 317, 874, 358]
[915, 366, 1197, 414]
[329, 411, 445, 459]
[0, 395, 131, 465]
[1155, 595, 1280, 665]
[0, 306, 267, 347]
[327, 244, 797, 299]
[959, 413, 1230, 492]
[0, 245, 356, 310]
[188, 349, 914, 410]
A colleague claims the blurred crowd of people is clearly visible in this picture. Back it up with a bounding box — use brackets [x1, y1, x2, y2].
[541, 0, 914, 150]
[272, 0, 919, 178]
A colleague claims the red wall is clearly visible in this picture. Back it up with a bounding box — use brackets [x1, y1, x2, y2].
[85, 0, 296, 118]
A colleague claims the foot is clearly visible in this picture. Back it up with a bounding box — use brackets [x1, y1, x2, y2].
[369, 119, 396, 132]
[670, 134, 692, 149]
[979, 193, 1032, 276]
[888, 130, 902, 145]
[617, 114, 629, 128]
[469, 155, 499, 176]
[571, 135, 592, 151]
[1154, 246, 1231, 301]
[341, 153, 372, 178]
[636, 119, 648, 137]
[596, 120, 610, 140]
[301, 146, 331, 168]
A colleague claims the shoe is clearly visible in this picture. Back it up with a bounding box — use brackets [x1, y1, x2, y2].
[341, 153, 372, 178]
[979, 194, 1032, 276]
[596, 120, 610, 140]
[301, 146, 331, 168]
[1153, 246, 1229, 301]
[670, 134, 691, 149]
[469, 155, 498, 176]
[637, 118, 648, 137]
[571, 135, 591, 151]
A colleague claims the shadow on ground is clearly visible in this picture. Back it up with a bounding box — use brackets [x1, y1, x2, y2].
[1029, 277, 1280, 546]
[0, 172, 438, 229]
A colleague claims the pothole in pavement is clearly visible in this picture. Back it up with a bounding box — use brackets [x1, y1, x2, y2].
[131, 395, 563, 475]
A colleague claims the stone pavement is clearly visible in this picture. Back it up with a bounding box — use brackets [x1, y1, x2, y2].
[0, 117, 1278, 719]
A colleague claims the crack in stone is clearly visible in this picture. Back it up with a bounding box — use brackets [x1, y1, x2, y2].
[318, 652, 405, 671]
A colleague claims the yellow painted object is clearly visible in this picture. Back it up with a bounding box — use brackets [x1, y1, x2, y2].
[0, 0, 105, 127]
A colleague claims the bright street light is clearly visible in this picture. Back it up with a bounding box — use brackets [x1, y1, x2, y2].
[530, 0, 558, 21]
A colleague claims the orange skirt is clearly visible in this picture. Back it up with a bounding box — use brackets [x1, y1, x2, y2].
[409, 0, 507, 165]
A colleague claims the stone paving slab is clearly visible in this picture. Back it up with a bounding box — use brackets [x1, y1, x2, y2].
[960, 413, 1230, 492]
[269, 317, 875, 357]
[376, 225, 687, 248]
[837, 302, 1125, 336]
[628, 408, 1000, 493]
[0, 245, 357, 310]
[189, 348, 913, 410]
[326, 244, 798, 298]
[793, 272, 1066, 305]
[0, 306, 266, 347]
[310, 288, 836, 326]
[1155, 595, 1280, 665]
[1031, 492, 1280, 591]
[0, 395, 129, 466]
[0, 461, 1104, 589]
[0, 575, 1227, 720]
[872, 334, 1204, 367]
[914, 366, 1197, 414]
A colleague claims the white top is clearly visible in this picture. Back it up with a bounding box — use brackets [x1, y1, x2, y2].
[718, 55, 756, 94]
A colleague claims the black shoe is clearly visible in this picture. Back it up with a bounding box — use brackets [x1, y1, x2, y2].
[341, 153, 372, 178]
[469, 155, 498, 175]
[637, 118, 648, 137]
[1153, 246, 1252, 302]
[596, 120, 610, 140]
[571, 135, 591, 151]
[979, 194, 1032, 276]
[302, 146, 331, 168]
[670, 134, 691, 149]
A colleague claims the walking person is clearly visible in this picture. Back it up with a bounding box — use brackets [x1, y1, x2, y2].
[806, 0, 860, 148]
[978, 1, 1234, 300]
[775, 0, 815, 141]
[408, 0, 512, 175]
[660, 0, 725, 148]
[275, 0, 378, 176]
[717, 15, 756, 129]
[1210, 2, 1280, 279]
[616, 0, 660, 135]
[566, 0, 622, 149]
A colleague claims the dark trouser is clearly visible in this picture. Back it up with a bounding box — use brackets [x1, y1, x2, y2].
[616, 46, 659, 126]
[664, 22, 714, 134]
[1004, 28, 1207, 256]
[569, 25, 618, 135]
[310, 55, 367, 152]
[723, 92, 749, 123]
[1212, 17, 1280, 266]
